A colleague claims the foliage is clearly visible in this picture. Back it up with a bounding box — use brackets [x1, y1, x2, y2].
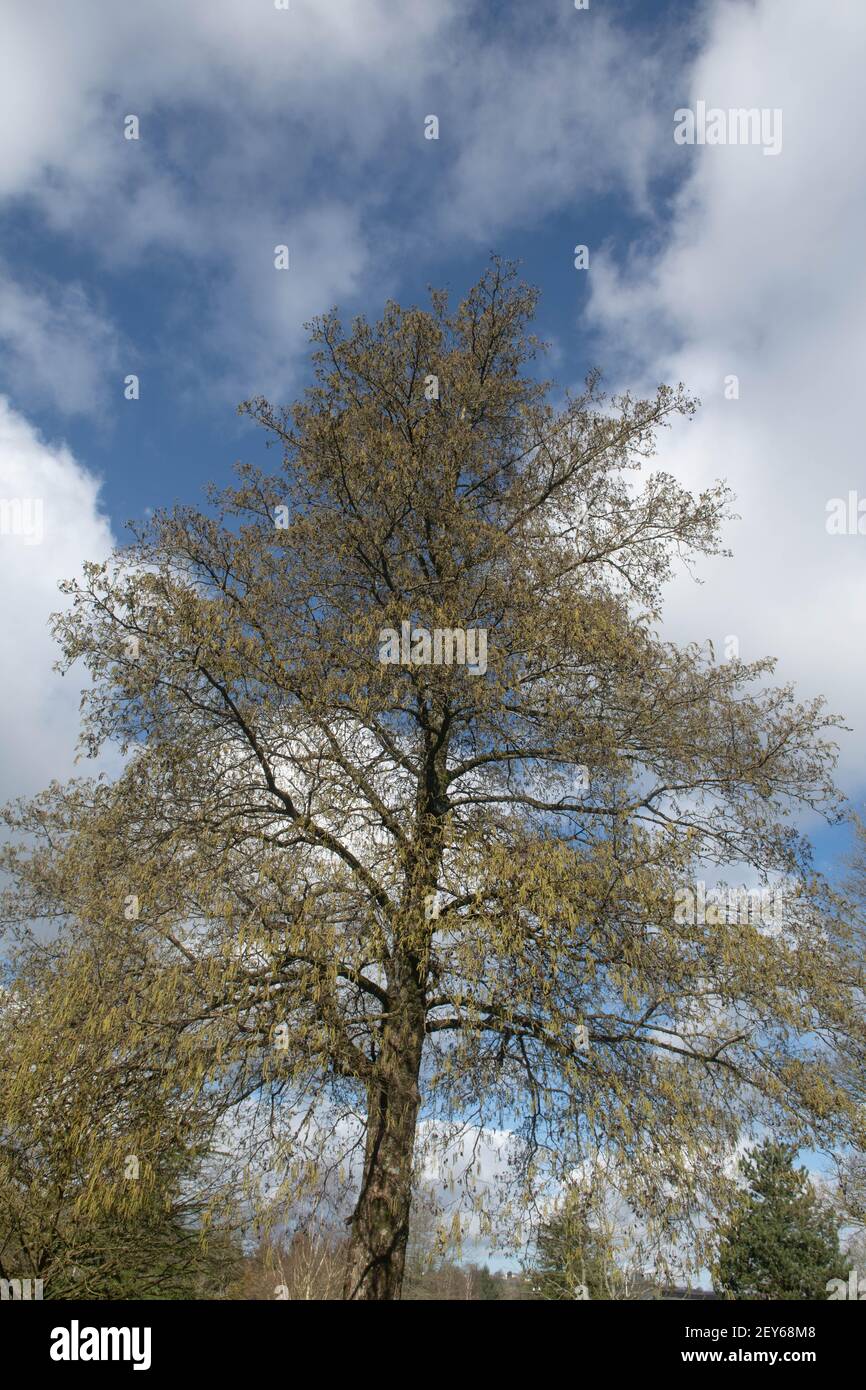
[0, 939, 241, 1299]
[531, 1191, 624, 1300]
[3, 261, 865, 1298]
[713, 1139, 847, 1300]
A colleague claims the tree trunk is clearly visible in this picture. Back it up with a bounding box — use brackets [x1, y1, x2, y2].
[343, 983, 425, 1300]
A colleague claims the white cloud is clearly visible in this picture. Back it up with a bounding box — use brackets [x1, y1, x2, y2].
[0, 0, 474, 408]
[0, 398, 115, 798]
[0, 272, 121, 417]
[436, 12, 681, 243]
[0, 1, 689, 408]
[0, 0, 457, 205]
[204, 201, 370, 404]
[586, 0, 866, 787]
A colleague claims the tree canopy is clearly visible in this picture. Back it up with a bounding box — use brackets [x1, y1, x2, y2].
[3, 261, 865, 1299]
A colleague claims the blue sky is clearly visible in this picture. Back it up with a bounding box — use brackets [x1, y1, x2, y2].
[2, 0, 865, 1280]
[1, 0, 865, 868]
[0, 0, 693, 522]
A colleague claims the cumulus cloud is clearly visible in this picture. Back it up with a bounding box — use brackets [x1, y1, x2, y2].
[585, 0, 866, 787]
[0, 398, 114, 798]
[0, 0, 472, 406]
[0, 0, 457, 207]
[204, 201, 370, 404]
[0, 0, 690, 408]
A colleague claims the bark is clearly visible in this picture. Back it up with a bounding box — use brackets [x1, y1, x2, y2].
[343, 752, 446, 1300]
[343, 969, 426, 1300]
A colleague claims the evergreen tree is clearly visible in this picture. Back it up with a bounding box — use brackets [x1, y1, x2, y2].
[713, 1140, 847, 1300]
[531, 1187, 625, 1300]
[474, 1264, 501, 1300]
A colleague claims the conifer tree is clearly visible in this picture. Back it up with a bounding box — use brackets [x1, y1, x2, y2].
[713, 1139, 846, 1300]
[531, 1188, 626, 1300]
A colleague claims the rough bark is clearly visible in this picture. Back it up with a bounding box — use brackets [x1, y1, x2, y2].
[342, 753, 447, 1300]
[343, 974, 426, 1300]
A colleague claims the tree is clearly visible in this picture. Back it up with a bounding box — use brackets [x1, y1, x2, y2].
[473, 1263, 501, 1300]
[834, 1150, 866, 1238]
[529, 1162, 655, 1299]
[400, 1188, 498, 1299]
[713, 1139, 847, 1300]
[3, 260, 866, 1301]
[0, 936, 241, 1299]
[231, 1232, 347, 1301]
[833, 818, 866, 1235]
[531, 1190, 623, 1300]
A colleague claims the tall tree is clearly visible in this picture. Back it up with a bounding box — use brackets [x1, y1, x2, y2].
[713, 1139, 846, 1300]
[3, 262, 865, 1300]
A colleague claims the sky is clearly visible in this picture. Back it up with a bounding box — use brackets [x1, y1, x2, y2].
[1, 0, 864, 1279]
[1, 0, 865, 847]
